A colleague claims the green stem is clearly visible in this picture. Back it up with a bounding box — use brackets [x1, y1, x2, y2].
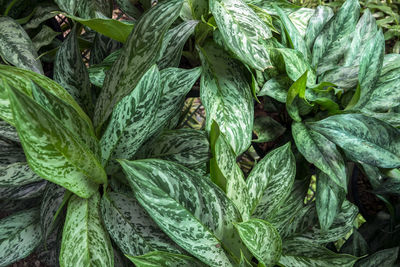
[4, 0, 19, 16]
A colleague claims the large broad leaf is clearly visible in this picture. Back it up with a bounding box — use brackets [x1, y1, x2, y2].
[0, 181, 47, 200]
[210, 0, 275, 71]
[0, 120, 19, 142]
[60, 193, 114, 267]
[100, 65, 161, 174]
[279, 239, 358, 267]
[305, 6, 333, 50]
[199, 41, 253, 155]
[101, 192, 181, 256]
[288, 8, 315, 38]
[0, 162, 42, 186]
[116, 0, 142, 18]
[292, 122, 347, 190]
[0, 17, 43, 74]
[312, 0, 360, 71]
[75, 0, 113, 18]
[247, 142, 296, 219]
[316, 172, 346, 230]
[93, 0, 183, 130]
[7, 85, 104, 198]
[0, 207, 42, 267]
[234, 219, 282, 266]
[53, 26, 93, 116]
[120, 159, 248, 266]
[24, 4, 59, 30]
[126, 251, 205, 267]
[354, 247, 399, 267]
[309, 114, 400, 168]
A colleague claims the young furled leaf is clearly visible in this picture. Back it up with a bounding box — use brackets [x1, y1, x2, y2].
[126, 251, 205, 267]
[60, 193, 114, 267]
[199, 40, 253, 155]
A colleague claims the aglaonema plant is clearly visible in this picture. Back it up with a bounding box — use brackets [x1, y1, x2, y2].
[0, 0, 399, 266]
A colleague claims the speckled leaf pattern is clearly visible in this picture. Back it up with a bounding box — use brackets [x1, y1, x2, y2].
[316, 172, 345, 231]
[76, 0, 113, 18]
[292, 122, 347, 190]
[0, 162, 41, 186]
[247, 142, 296, 219]
[305, 6, 333, 51]
[94, 0, 183, 130]
[157, 20, 198, 69]
[0, 141, 25, 166]
[311, 0, 360, 69]
[244, 0, 299, 16]
[139, 128, 210, 169]
[309, 114, 400, 168]
[60, 193, 114, 267]
[279, 239, 358, 267]
[0, 207, 42, 267]
[54, 26, 93, 117]
[354, 247, 399, 267]
[0, 17, 43, 74]
[120, 159, 247, 266]
[116, 0, 142, 18]
[258, 76, 291, 103]
[210, 0, 274, 71]
[32, 25, 60, 51]
[0, 120, 19, 142]
[126, 251, 206, 267]
[199, 41, 253, 155]
[234, 219, 282, 267]
[40, 183, 66, 239]
[101, 192, 181, 256]
[54, 0, 77, 14]
[88, 49, 121, 88]
[100, 65, 161, 174]
[0, 181, 46, 200]
[7, 86, 104, 198]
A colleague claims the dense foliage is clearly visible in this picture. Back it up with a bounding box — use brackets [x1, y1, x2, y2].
[0, 0, 399, 266]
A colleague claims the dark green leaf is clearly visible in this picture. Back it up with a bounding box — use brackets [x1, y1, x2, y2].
[355, 247, 399, 267]
[31, 25, 60, 51]
[252, 116, 286, 143]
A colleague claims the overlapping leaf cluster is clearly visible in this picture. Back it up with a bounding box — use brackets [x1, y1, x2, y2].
[0, 0, 399, 266]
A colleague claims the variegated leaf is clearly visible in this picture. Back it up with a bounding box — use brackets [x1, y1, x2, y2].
[0, 162, 42, 186]
[76, 0, 113, 18]
[252, 116, 286, 143]
[60, 193, 114, 267]
[120, 159, 248, 266]
[88, 49, 121, 88]
[116, 0, 142, 19]
[288, 8, 315, 39]
[0, 181, 47, 200]
[90, 33, 122, 66]
[258, 76, 291, 103]
[0, 120, 19, 142]
[309, 114, 400, 168]
[126, 251, 205, 267]
[244, 0, 299, 16]
[247, 142, 296, 219]
[0, 141, 25, 166]
[7, 85, 104, 198]
[305, 6, 334, 51]
[292, 122, 347, 190]
[24, 4, 59, 30]
[199, 40, 253, 155]
[94, 0, 183, 130]
[54, 0, 77, 14]
[157, 20, 198, 69]
[31, 25, 60, 51]
[319, 65, 358, 89]
[210, 0, 275, 71]
[101, 192, 181, 256]
[54, 25, 93, 116]
[354, 247, 399, 267]
[0, 207, 42, 267]
[0, 17, 43, 74]
[187, 0, 208, 20]
[100, 65, 161, 174]
[234, 219, 282, 267]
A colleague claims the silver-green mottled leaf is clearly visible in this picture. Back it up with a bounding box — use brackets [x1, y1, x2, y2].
[54, 0, 77, 14]
[40, 183, 66, 239]
[100, 65, 161, 174]
[354, 247, 399, 267]
[120, 159, 247, 266]
[210, 0, 274, 71]
[0, 17, 43, 74]
[101, 192, 181, 256]
[31, 25, 60, 51]
[247, 142, 296, 219]
[0, 120, 19, 142]
[0, 207, 42, 267]
[60, 193, 114, 267]
[252, 116, 286, 143]
[0, 141, 25, 166]
[288, 8, 314, 38]
[305, 6, 334, 51]
[88, 49, 121, 88]
[126, 251, 205, 267]
[7, 85, 104, 198]
[258, 76, 291, 103]
[23, 4, 58, 30]
[94, 0, 183, 130]
[245, 0, 299, 16]
[292, 122, 347, 190]
[319, 65, 358, 89]
[54, 26, 93, 116]
[234, 219, 282, 267]
[90, 33, 122, 66]
[309, 114, 400, 168]
[0, 162, 41, 186]
[76, 0, 113, 18]
[199, 41, 253, 155]
[116, 0, 142, 18]
[0, 181, 46, 200]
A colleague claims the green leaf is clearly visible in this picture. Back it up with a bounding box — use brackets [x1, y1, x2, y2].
[258, 76, 291, 103]
[340, 229, 369, 257]
[245, 0, 299, 16]
[23, 4, 58, 30]
[126, 251, 205, 267]
[354, 247, 399, 267]
[116, 0, 142, 19]
[93, 0, 183, 130]
[0, 181, 46, 200]
[53, 25, 93, 117]
[309, 114, 400, 168]
[305, 6, 333, 50]
[292, 122, 347, 190]
[7, 85, 104, 198]
[76, 0, 112, 18]
[235, 219, 282, 267]
[54, 0, 77, 14]
[187, 0, 208, 20]
[120, 159, 247, 266]
[0, 141, 25, 166]
[100, 65, 161, 174]
[288, 8, 315, 38]
[88, 49, 121, 87]
[0, 162, 41, 187]
[199, 40, 254, 155]
[0, 120, 19, 142]
[286, 71, 308, 122]
[0, 207, 42, 267]
[279, 239, 358, 267]
[0, 16, 43, 74]
[101, 192, 181, 256]
[316, 172, 346, 230]
[210, 0, 275, 71]
[247, 142, 296, 219]
[319, 65, 358, 89]
[60, 193, 113, 267]
[252, 116, 286, 143]
[31, 25, 60, 51]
